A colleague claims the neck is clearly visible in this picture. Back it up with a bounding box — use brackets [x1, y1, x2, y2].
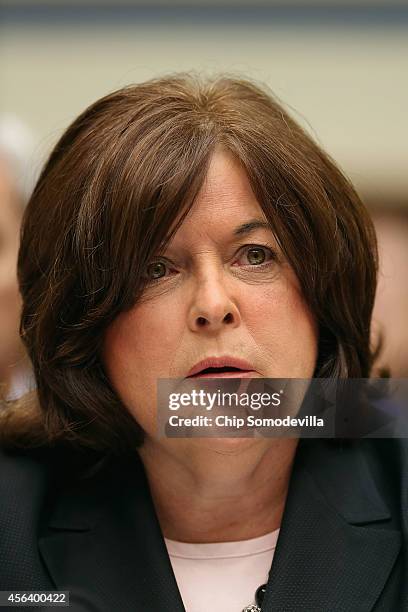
[138, 438, 298, 543]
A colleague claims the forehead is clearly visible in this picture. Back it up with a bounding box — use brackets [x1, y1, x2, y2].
[169, 149, 267, 247]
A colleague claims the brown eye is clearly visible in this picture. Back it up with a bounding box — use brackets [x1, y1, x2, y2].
[246, 247, 266, 265]
[146, 261, 167, 279]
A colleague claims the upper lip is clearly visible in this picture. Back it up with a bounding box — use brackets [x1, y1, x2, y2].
[186, 356, 256, 377]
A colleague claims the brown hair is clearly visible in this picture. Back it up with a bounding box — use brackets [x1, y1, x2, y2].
[0, 73, 378, 454]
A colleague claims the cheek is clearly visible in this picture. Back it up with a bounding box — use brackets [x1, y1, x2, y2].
[243, 278, 318, 376]
[102, 297, 183, 432]
[106, 298, 179, 362]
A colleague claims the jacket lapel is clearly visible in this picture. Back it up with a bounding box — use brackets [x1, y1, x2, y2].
[262, 440, 401, 612]
[38, 453, 185, 612]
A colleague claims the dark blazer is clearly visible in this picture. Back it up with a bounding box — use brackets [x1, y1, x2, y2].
[0, 438, 407, 612]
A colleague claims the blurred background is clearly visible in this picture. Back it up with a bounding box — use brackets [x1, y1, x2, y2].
[0, 0, 407, 396]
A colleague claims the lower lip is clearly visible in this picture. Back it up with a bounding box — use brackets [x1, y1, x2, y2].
[187, 370, 258, 379]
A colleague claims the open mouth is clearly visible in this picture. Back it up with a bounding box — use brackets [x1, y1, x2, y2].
[188, 366, 252, 378]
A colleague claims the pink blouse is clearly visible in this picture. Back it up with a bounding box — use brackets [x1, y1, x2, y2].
[165, 528, 280, 611]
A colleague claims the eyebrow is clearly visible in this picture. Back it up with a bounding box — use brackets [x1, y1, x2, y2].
[232, 219, 272, 237]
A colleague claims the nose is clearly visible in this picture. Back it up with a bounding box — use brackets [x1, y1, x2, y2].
[187, 268, 241, 334]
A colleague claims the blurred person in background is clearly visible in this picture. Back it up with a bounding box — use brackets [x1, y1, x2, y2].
[371, 208, 408, 378]
[0, 115, 36, 400]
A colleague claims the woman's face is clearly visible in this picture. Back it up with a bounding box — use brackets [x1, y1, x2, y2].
[103, 149, 318, 447]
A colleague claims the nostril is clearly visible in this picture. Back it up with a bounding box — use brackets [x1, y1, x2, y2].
[195, 313, 233, 327]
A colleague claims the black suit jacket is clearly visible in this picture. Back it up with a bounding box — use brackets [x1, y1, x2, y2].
[0, 438, 407, 612]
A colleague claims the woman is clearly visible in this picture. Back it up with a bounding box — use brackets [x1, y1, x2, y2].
[0, 74, 406, 612]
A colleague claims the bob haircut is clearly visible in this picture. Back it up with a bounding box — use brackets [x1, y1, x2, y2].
[0, 73, 378, 454]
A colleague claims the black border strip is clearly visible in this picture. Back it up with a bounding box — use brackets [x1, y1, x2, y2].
[1, 4, 408, 28]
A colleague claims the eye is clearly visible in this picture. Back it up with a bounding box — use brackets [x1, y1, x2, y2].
[145, 261, 168, 280]
[236, 245, 276, 267]
[144, 258, 179, 282]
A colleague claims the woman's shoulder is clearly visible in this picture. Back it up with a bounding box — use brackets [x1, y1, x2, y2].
[301, 437, 408, 473]
[0, 446, 53, 493]
[0, 446, 59, 583]
[0, 443, 144, 506]
[361, 437, 408, 481]
[0, 444, 113, 507]
[297, 437, 408, 522]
